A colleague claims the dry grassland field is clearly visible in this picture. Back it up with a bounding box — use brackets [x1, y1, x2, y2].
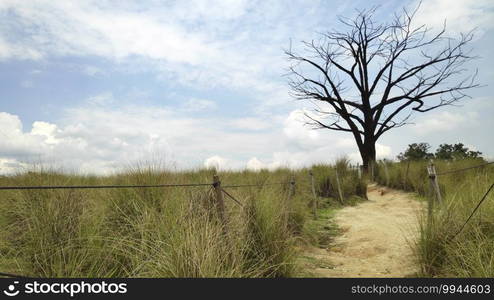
[0, 159, 493, 278]
[0, 2, 493, 294]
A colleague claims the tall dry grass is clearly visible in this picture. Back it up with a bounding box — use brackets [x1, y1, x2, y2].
[374, 159, 494, 277]
[0, 160, 365, 277]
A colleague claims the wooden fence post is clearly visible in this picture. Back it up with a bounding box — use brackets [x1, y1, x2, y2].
[212, 175, 227, 229]
[289, 175, 296, 198]
[427, 160, 442, 206]
[370, 161, 375, 182]
[383, 161, 390, 186]
[284, 176, 296, 229]
[357, 163, 361, 180]
[335, 168, 344, 205]
[403, 159, 411, 188]
[309, 170, 317, 219]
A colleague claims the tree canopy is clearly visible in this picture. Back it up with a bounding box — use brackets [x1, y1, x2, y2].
[397, 142, 483, 161]
[397, 142, 434, 161]
[435, 143, 482, 160]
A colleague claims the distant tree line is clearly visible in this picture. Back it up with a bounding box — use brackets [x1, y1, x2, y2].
[397, 143, 483, 161]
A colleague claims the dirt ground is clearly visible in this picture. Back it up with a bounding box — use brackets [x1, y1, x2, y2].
[304, 184, 424, 277]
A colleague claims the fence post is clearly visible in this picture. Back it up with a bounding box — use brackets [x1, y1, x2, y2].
[284, 176, 296, 229]
[427, 160, 442, 206]
[404, 159, 410, 188]
[212, 174, 227, 229]
[383, 161, 390, 186]
[289, 175, 296, 199]
[357, 163, 362, 180]
[335, 168, 344, 205]
[370, 161, 375, 182]
[309, 170, 317, 219]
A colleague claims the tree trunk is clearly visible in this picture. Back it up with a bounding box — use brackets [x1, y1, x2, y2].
[360, 140, 376, 174]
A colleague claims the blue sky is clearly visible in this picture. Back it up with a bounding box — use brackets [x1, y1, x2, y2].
[0, 0, 492, 174]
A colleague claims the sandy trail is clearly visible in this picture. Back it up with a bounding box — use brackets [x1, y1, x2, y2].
[307, 184, 424, 277]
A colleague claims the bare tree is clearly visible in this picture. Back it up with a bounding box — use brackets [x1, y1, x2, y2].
[286, 5, 479, 172]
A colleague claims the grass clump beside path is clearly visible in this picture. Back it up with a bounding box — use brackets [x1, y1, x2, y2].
[374, 159, 494, 277]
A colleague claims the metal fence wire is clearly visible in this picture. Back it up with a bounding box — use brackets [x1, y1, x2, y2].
[0, 183, 212, 190]
[451, 182, 494, 240]
[0, 181, 290, 191]
[0, 271, 28, 278]
[436, 161, 494, 176]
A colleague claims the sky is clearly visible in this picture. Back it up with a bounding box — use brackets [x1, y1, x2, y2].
[0, 0, 492, 174]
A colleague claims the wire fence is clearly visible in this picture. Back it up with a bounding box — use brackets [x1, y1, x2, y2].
[436, 161, 494, 176]
[426, 160, 494, 240]
[0, 183, 212, 190]
[0, 181, 291, 191]
[0, 175, 295, 278]
[221, 188, 244, 207]
[0, 179, 292, 212]
[222, 182, 290, 188]
[451, 182, 494, 240]
[0, 271, 28, 278]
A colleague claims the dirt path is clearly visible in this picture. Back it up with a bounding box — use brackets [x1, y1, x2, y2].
[305, 184, 424, 277]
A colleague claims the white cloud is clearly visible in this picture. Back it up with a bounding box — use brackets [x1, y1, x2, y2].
[0, 36, 43, 61]
[413, 0, 494, 36]
[0, 158, 28, 174]
[181, 98, 218, 112]
[376, 143, 392, 159]
[0, 112, 51, 158]
[0, 0, 283, 93]
[0, 112, 23, 135]
[82, 65, 105, 77]
[167, 0, 249, 21]
[348, 152, 362, 164]
[1, 1, 209, 64]
[411, 111, 479, 135]
[0, 101, 369, 174]
[0, 0, 332, 111]
[31, 121, 59, 145]
[283, 110, 321, 149]
[230, 118, 271, 131]
[86, 92, 115, 106]
[246, 157, 264, 171]
[204, 155, 228, 171]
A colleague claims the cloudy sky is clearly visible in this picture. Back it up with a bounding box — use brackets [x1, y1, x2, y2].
[0, 0, 492, 174]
